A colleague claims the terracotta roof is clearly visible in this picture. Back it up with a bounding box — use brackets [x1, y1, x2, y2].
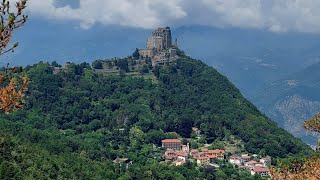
[208, 149, 225, 154]
[162, 139, 181, 143]
[241, 155, 251, 159]
[192, 154, 199, 159]
[176, 151, 188, 157]
[190, 149, 199, 153]
[229, 155, 239, 159]
[253, 167, 269, 173]
[208, 155, 217, 159]
[246, 160, 257, 165]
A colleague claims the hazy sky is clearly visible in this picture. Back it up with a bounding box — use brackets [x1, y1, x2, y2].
[26, 0, 320, 33]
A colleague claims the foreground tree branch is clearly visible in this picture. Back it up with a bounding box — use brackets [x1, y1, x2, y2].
[304, 113, 320, 133]
[0, 0, 28, 113]
[271, 113, 320, 179]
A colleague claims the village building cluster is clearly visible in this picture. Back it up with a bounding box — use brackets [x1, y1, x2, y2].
[139, 27, 179, 66]
[228, 154, 271, 177]
[161, 139, 225, 167]
[160, 127, 271, 178]
[161, 138, 271, 177]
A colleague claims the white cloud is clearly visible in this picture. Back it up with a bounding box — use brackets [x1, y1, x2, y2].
[27, 0, 320, 33]
[27, 0, 186, 29]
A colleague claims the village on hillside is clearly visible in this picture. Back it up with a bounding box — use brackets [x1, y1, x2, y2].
[160, 128, 271, 178]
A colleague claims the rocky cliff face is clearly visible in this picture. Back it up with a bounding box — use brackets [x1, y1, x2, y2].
[246, 62, 320, 147]
[263, 95, 320, 146]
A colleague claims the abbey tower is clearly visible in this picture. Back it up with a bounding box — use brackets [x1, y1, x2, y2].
[139, 27, 179, 66]
[147, 27, 172, 50]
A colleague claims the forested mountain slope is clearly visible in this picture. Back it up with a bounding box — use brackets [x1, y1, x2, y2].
[0, 56, 311, 179]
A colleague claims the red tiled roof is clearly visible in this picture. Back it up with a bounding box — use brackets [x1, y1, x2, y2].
[162, 139, 182, 143]
[253, 167, 269, 173]
[246, 160, 257, 165]
[190, 149, 199, 153]
[176, 151, 188, 157]
[208, 149, 225, 154]
[229, 155, 239, 159]
[241, 155, 251, 159]
[208, 155, 217, 159]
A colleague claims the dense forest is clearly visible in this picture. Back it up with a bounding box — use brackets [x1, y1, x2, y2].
[0, 56, 312, 179]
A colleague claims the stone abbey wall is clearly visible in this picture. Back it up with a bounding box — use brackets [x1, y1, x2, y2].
[139, 26, 178, 66]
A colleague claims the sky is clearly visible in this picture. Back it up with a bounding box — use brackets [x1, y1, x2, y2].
[26, 0, 320, 33]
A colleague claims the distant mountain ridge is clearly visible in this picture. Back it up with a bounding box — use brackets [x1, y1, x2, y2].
[255, 62, 320, 145]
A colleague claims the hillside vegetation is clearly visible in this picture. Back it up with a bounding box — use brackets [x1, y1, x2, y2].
[0, 56, 311, 179]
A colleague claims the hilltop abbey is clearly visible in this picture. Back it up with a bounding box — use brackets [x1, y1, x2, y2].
[139, 27, 179, 66]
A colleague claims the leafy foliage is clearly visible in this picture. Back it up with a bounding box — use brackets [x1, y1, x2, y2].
[304, 113, 320, 133]
[271, 112, 320, 179]
[132, 48, 140, 60]
[271, 155, 320, 180]
[0, 0, 28, 113]
[92, 60, 103, 69]
[0, 0, 28, 55]
[0, 67, 28, 112]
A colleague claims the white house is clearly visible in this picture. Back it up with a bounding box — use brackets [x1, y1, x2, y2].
[229, 155, 241, 165]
